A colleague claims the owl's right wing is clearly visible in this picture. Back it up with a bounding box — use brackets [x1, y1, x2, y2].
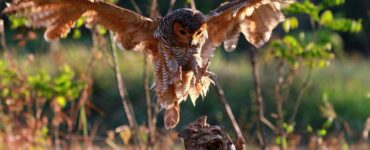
[201, 0, 294, 63]
[4, 0, 159, 51]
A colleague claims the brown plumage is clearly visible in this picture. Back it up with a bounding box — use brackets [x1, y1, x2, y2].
[4, 0, 294, 129]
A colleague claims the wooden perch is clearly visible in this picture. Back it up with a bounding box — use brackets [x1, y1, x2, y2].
[179, 116, 244, 150]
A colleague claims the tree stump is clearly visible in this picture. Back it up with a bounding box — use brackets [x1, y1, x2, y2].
[179, 116, 244, 150]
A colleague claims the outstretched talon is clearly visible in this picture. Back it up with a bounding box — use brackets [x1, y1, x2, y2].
[194, 60, 215, 83]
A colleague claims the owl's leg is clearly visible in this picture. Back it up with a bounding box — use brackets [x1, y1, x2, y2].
[164, 101, 180, 129]
[193, 59, 215, 83]
[191, 54, 202, 82]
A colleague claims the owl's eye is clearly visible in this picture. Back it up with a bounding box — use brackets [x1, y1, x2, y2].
[195, 31, 202, 36]
[179, 29, 187, 35]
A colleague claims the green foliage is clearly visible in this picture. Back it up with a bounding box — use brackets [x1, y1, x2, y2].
[8, 16, 27, 29]
[268, 1, 363, 146]
[282, 0, 362, 33]
[0, 60, 84, 109]
[283, 123, 295, 134]
[26, 65, 84, 107]
[271, 32, 334, 68]
[0, 61, 17, 86]
[271, 0, 362, 68]
[322, 18, 362, 33]
[319, 0, 346, 8]
[317, 129, 327, 136]
[282, 17, 299, 32]
[275, 136, 288, 148]
[0, 59, 85, 148]
[96, 25, 108, 35]
[2, 0, 368, 148]
[284, 0, 321, 20]
[72, 18, 86, 39]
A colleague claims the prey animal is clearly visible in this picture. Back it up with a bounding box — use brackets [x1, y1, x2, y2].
[4, 0, 294, 129]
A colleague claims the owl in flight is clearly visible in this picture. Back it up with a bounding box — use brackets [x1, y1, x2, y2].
[4, 0, 294, 129]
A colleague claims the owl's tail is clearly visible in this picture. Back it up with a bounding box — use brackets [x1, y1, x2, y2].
[164, 101, 180, 129]
[3, 0, 94, 41]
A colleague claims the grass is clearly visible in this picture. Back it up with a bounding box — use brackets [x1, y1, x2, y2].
[1, 43, 369, 148]
[10, 44, 370, 126]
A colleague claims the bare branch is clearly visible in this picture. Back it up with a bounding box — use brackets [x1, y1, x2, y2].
[249, 48, 267, 149]
[128, 0, 142, 14]
[210, 75, 245, 146]
[150, 0, 160, 17]
[289, 69, 312, 124]
[187, 0, 196, 9]
[167, 0, 177, 15]
[0, 19, 24, 81]
[108, 32, 138, 129]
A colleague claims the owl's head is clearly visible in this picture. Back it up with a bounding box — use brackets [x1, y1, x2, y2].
[166, 8, 208, 47]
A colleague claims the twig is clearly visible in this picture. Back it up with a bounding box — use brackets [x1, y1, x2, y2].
[128, 0, 158, 146]
[145, 0, 160, 146]
[71, 26, 102, 147]
[107, 31, 142, 147]
[0, 19, 24, 81]
[274, 60, 288, 149]
[54, 125, 61, 150]
[150, 0, 159, 17]
[249, 48, 266, 149]
[78, 52, 96, 147]
[106, 0, 142, 130]
[108, 32, 137, 129]
[187, 0, 196, 9]
[0, 20, 9, 52]
[143, 53, 155, 145]
[128, 0, 142, 14]
[275, 61, 285, 127]
[362, 117, 370, 140]
[167, 0, 177, 15]
[210, 75, 245, 145]
[289, 69, 312, 124]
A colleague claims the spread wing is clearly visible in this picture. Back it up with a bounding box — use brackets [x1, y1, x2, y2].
[201, 0, 294, 63]
[3, 0, 159, 51]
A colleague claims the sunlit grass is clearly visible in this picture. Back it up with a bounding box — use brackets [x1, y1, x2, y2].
[4, 43, 370, 135]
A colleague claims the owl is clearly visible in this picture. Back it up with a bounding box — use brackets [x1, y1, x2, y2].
[4, 0, 294, 129]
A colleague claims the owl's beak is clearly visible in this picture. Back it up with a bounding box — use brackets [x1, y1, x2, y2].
[189, 38, 198, 46]
[189, 39, 193, 46]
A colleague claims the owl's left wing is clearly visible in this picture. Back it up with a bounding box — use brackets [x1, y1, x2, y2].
[202, 0, 294, 63]
[3, 0, 159, 51]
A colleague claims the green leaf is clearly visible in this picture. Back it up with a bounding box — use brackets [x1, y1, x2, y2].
[320, 10, 333, 25]
[75, 18, 86, 28]
[275, 136, 287, 147]
[283, 1, 321, 21]
[322, 119, 333, 129]
[55, 96, 67, 108]
[40, 126, 49, 137]
[276, 136, 282, 145]
[283, 17, 299, 32]
[317, 129, 327, 136]
[73, 29, 82, 39]
[9, 16, 27, 29]
[320, 0, 345, 8]
[96, 25, 107, 35]
[105, 0, 119, 4]
[1, 88, 10, 97]
[323, 18, 362, 33]
[306, 125, 313, 133]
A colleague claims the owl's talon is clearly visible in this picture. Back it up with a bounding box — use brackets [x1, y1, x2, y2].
[205, 71, 216, 77]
